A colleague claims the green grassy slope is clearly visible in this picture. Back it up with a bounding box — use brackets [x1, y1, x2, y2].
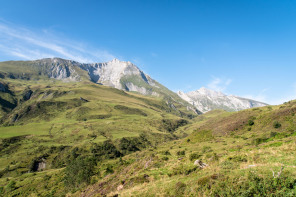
[75, 101, 296, 197]
[0, 77, 196, 196]
[0, 62, 295, 196]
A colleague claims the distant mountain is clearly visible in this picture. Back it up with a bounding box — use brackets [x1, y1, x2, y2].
[177, 87, 268, 113]
[0, 58, 200, 115]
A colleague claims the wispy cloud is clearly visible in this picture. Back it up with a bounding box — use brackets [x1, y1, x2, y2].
[207, 76, 232, 92]
[243, 83, 296, 105]
[0, 20, 115, 63]
[268, 83, 296, 105]
[242, 88, 269, 103]
[151, 52, 158, 57]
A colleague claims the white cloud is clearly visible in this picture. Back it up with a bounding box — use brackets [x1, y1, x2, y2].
[207, 76, 232, 92]
[0, 20, 115, 63]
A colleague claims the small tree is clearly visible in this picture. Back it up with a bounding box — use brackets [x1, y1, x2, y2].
[273, 121, 281, 129]
[248, 120, 255, 126]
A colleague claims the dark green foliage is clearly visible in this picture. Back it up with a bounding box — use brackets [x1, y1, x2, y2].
[119, 135, 150, 155]
[105, 165, 114, 175]
[91, 140, 122, 159]
[6, 180, 17, 192]
[189, 152, 201, 161]
[0, 135, 26, 149]
[176, 150, 185, 156]
[64, 156, 97, 189]
[0, 97, 17, 112]
[227, 155, 248, 162]
[252, 137, 269, 146]
[273, 121, 282, 128]
[248, 120, 254, 126]
[114, 105, 147, 116]
[162, 156, 169, 161]
[162, 150, 171, 156]
[270, 131, 278, 138]
[159, 119, 189, 133]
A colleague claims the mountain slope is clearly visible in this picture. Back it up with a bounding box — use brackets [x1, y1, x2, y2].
[0, 58, 200, 115]
[177, 87, 268, 113]
[77, 100, 296, 197]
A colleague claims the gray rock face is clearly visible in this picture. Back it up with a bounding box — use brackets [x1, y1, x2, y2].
[80, 58, 154, 90]
[177, 87, 268, 113]
[36, 58, 160, 97]
[36, 58, 81, 81]
[0, 58, 205, 115]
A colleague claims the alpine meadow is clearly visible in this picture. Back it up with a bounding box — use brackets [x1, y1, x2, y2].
[0, 1, 296, 197]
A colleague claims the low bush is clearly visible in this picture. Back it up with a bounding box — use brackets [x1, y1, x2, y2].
[64, 156, 97, 189]
[189, 152, 201, 161]
[273, 121, 281, 129]
[176, 150, 185, 156]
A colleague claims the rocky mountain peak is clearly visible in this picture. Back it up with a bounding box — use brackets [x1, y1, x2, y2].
[177, 88, 268, 113]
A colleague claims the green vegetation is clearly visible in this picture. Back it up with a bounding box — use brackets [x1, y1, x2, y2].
[0, 70, 296, 196]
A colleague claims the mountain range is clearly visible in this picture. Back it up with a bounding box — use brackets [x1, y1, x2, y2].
[0, 58, 267, 114]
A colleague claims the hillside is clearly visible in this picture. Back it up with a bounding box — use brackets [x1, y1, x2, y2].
[0, 58, 294, 197]
[177, 87, 268, 113]
[77, 101, 296, 197]
[0, 75, 295, 196]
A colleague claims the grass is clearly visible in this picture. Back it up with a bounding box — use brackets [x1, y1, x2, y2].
[0, 72, 296, 196]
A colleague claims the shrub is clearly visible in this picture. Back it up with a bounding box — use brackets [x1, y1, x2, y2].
[270, 131, 278, 138]
[177, 150, 185, 156]
[162, 156, 169, 161]
[273, 121, 281, 129]
[6, 180, 16, 192]
[189, 152, 201, 161]
[64, 156, 96, 189]
[197, 176, 211, 186]
[105, 165, 114, 175]
[91, 140, 122, 159]
[162, 150, 171, 155]
[252, 137, 268, 146]
[248, 120, 254, 126]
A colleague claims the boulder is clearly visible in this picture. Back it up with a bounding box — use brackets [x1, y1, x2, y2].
[194, 160, 207, 168]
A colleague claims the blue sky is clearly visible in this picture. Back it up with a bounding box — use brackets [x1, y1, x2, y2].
[0, 0, 296, 104]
